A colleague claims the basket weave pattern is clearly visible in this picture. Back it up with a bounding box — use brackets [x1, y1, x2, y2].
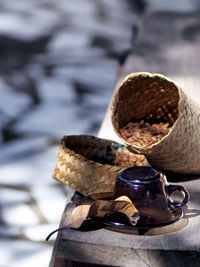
[53, 135, 147, 199]
[111, 72, 200, 174]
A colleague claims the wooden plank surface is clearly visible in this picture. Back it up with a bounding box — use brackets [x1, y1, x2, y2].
[50, 12, 200, 266]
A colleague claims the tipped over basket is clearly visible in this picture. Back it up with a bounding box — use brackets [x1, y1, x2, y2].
[111, 72, 200, 174]
[53, 135, 147, 199]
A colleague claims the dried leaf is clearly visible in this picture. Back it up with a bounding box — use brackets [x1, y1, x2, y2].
[88, 196, 140, 226]
[115, 196, 132, 203]
[69, 204, 91, 229]
[69, 195, 140, 229]
[90, 192, 113, 200]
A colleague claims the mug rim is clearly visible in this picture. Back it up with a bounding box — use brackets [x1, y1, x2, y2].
[117, 166, 161, 184]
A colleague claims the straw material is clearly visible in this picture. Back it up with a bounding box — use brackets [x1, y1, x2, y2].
[111, 72, 200, 174]
[53, 135, 147, 199]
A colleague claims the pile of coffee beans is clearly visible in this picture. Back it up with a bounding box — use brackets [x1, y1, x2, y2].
[120, 120, 171, 148]
[113, 151, 147, 167]
[94, 146, 147, 167]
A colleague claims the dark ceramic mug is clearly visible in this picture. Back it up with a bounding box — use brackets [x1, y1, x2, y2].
[113, 166, 189, 226]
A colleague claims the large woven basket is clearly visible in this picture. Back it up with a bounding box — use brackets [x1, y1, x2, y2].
[111, 72, 200, 174]
[53, 135, 147, 199]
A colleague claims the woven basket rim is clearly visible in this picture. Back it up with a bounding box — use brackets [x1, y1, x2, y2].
[60, 135, 128, 171]
[52, 134, 149, 197]
[111, 72, 183, 153]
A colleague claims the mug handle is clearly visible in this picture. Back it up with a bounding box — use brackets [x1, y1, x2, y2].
[167, 184, 189, 208]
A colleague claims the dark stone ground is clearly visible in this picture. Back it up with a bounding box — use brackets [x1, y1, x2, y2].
[0, 1, 146, 265]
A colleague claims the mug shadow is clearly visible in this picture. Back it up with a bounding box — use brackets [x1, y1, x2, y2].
[183, 206, 200, 219]
[103, 217, 188, 236]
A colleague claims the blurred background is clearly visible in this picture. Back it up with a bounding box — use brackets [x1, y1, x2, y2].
[0, 0, 146, 266]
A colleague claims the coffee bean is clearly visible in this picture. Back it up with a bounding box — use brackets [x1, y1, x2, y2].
[120, 120, 171, 148]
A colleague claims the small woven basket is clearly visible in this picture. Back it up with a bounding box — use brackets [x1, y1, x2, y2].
[53, 135, 147, 199]
[111, 72, 200, 174]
